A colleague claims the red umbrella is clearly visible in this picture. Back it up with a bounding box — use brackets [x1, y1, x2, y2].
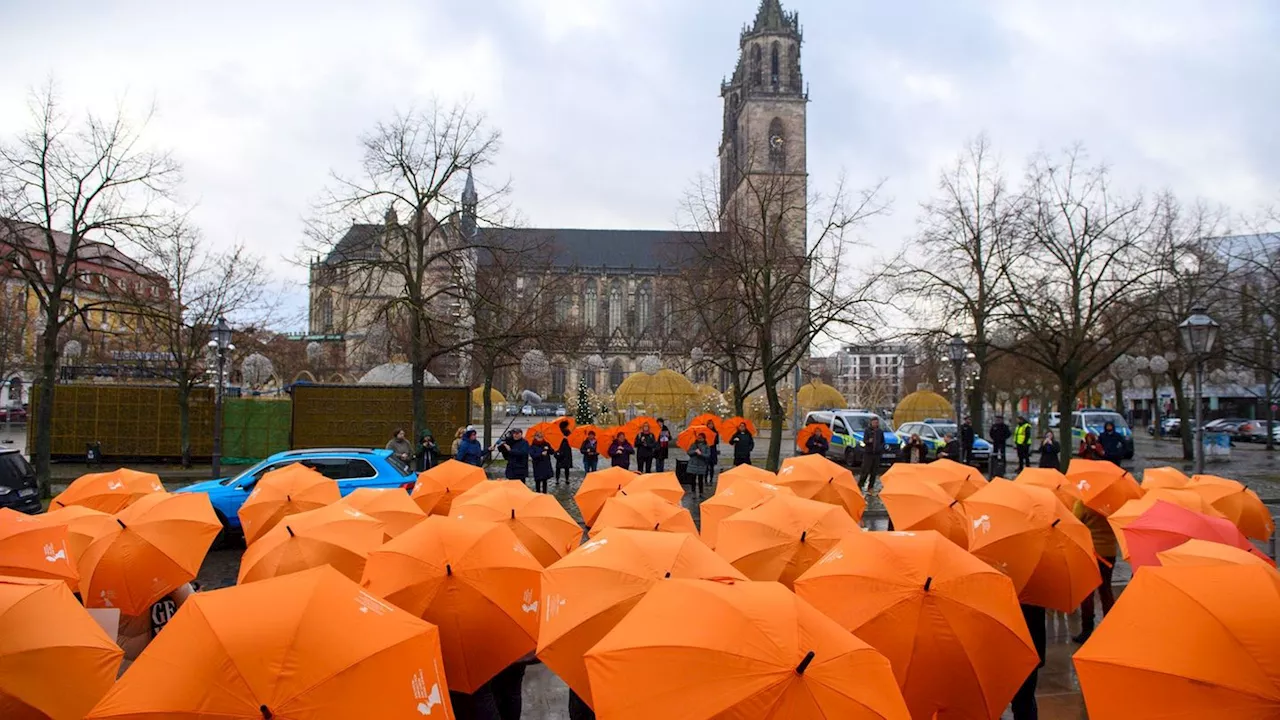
[1122, 501, 1273, 570]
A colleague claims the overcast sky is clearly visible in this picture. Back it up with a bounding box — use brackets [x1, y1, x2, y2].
[2, 0, 1276, 331]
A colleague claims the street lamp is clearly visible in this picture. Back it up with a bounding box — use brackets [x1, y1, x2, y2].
[1178, 306, 1219, 474]
[208, 317, 234, 480]
[947, 334, 967, 428]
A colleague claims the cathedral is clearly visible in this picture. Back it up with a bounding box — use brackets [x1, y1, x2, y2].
[309, 0, 808, 401]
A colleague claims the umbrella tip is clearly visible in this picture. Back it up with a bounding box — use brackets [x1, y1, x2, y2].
[116, 518, 126, 529]
[923, 576, 932, 592]
[795, 650, 816, 675]
[949, 499, 959, 508]
[286, 494, 291, 503]
[54, 500, 64, 507]
[1051, 518, 1061, 527]
[654, 522, 660, 531]
[286, 526, 294, 537]
[664, 571, 671, 578]
[260, 706, 273, 719]
[446, 564, 452, 577]
[511, 508, 516, 519]
[800, 530, 807, 543]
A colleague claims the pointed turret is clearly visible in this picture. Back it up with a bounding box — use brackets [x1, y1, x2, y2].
[460, 169, 478, 239]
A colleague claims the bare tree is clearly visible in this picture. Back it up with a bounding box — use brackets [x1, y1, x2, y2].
[0, 280, 30, 390]
[0, 84, 179, 492]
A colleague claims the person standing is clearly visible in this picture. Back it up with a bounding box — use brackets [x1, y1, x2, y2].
[1010, 603, 1047, 719]
[655, 420, 671, 472]
[729, 423, 754, 466]
[1038, 431, 1061, 469]
[580, 430, 600, 473]
[686, 431, 711, 497]
[989, 415, 1011, 469]
[609, 432, 634, 470]
[451, 427, 466, 460]
[554, 421, 573, 485]
[529, 431, 554, 493]
[498, 429, 530, 484]
[456, 429, 485, 466]
[1014, 416, 1033, 471]
[1098, 421, 1125, 466]
[418, 431, 439, 472]
[1072, 498, 1117, 644]
[902, 433, 929, 463]
[938, 432, 961, 460]
[386, 428, 413, 466]
[706, 422, 721, 485]
[859, 417, 885, 492]
[117, 582, 196, 667]
[635, 423, 657, 473]
[1078, 432, 1105, 460]
[959, 416, 975, 465]
[805, 427, 830, 456]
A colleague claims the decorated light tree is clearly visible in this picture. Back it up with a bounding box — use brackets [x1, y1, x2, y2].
[574, 376, 594, 425]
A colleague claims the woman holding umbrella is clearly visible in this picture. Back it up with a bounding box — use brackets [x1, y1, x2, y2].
[580, 430, 600, 473]
[729, 422, 754, 467]
[609, 431, 635, 470]
[656, 419, 671, 472]
[529, 430, 555, 494]
[498, 429, 531, 484]
[686, 431, 712, 497]
[554, 420, 574, 486]
[635, 422, 658, 473]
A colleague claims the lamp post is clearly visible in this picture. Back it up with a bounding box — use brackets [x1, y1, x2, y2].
[1178, 306, 1219, 474]
[208, 317, 234, 480]
[947, 334, 967, 428]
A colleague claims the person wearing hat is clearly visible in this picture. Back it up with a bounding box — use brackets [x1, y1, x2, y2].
[456, 428, 485, 466]
[554, 420, 574, 485]
[580, 429, 600, 473]
[498, 429, 531, 483]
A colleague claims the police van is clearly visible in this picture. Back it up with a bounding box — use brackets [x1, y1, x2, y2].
[800, 410, 901, 467]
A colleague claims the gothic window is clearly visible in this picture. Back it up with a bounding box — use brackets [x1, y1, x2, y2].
[554, 294, 570, 324]
[608, 280, 624, 333]
[609, 360, 625, 391]
[788, 45, 800, 88]
[317, 293, 334, 334]
[768, 117, 786, 170]
[720, 368, 732, 393]
[583, 282, 598, 328]
[636, 280, 652, 336]
[583, 368, 598, 392]
[662, 297, 674, 336]
[694, 367, 708, 384]
[770, 42, 780, 88]
[751, 45, 762, 86]
[551, 365, 567, 398]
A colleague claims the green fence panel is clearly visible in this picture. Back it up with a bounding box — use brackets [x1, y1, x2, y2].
[222, 399, 291, 463]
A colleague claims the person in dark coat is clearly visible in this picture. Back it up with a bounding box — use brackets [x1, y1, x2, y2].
[1010, 603, 1048, 719]
[989, 415, 1011, 468]
[456, 429, 485, 466]
[729, 423, 754, 466]
[609, 432, 634, 470]
[686, 432, 712, 497]
[706, 422, 720, 484]
[1014, 416, 1034, 471]
[554, 421, 573, 485]
[655, 419, 671, 472]
[529, 431, 554, 493]
[449, 685, 501, 720]
[498, 429, 530, 482]
[1098, 421, 1125, 466]
[959, 416, 976, 465]
[567, 689, 595, 720]
[859, 417, 886, 492]
[805, 428, 829, 456]
[418, 431, 439, 471]
[1078, 432, 1104, 460]
[635, 422, 658, 473]
[1038, 431, 1061, 469]
[937, 433, 961, 460]
[580, 431, 600, 473]
[902, 432, 929, 463]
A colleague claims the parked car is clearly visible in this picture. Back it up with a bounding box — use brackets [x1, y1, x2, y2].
[1203, 418, 1250, 436]
[520, 405, 535, 416]
[897, 418, 993, 469]
[0, 406, 27, 423]
[0, 448, 40, 514]
[1149, 417, 1182, 437]
[1069, 410, 1135, 459]
[505, 405, 520, 416]
[176, 448, 417, 540]
[801, 410, 901, 467]
[1235, 420, 1273, 443]
[554, 405, 567, 416]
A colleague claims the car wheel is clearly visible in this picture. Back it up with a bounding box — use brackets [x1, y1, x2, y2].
[843, 447, 858, 468]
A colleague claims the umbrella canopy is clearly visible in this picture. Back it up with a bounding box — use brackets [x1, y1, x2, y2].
[411, 459, 486, 516]
[238, 463, 341, 544]
[88, 566, 453, 720]
[238, 503, 385, 584]
[451, 482, 582, 567]
[877, 473, 968, 548]
[1157, 539, 1279, 571]
[1120, 501, 1272, 570]
[568, 424, 606, 447]
[360, 516, 541, 693]
[589, 492, 698, 538]
[50, 468, 165, 514]
[584, 578, 910, 720]
[716, 494, 860, 589]
[335, 487, 426, 539]
[79, 492, 221, 616]
[795, 423, 834, 453]
[879, 464, 963, 501]
[537, 529, 745, 707]
[0, 508, 78, 586]
[1108, 491, 1224, 559]
[715, 463, 779, 493]
[575, 466, 638, 527]
[1074, 564, 1280, 718]
[926, 459, 988, 501]
[721, 416, 757, 436]
[700, 480, 794, 549]
[625, 416, 660, 440]
[1067, 459, 1142, 516]
[0, 576, 123, 720]
[34, 505, 117, 562]
[1140, 466, 1191, 491]
[963, 479, 1056, 594]
[528, 420, 572, 449]
[627, 472, 685, 504]
[794, 531, 1039, 720]
[1021, 490, 1102, 612]
[1187, 475, 1275, 541]
[1013, 467, 1082, 509]
[675, 424, 713, 452]
[776, 454, 866, 522]
[689, 414, 725, 436]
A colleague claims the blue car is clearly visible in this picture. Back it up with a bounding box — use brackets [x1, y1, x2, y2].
[176, 448, 417, 536]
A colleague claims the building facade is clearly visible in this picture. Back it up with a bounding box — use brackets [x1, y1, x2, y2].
[828, 343, 915, 411]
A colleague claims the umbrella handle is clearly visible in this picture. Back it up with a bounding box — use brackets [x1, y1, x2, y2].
[1095, 554, 1114, 569]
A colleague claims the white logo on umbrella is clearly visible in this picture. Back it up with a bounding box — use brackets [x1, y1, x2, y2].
[580, 538, 609, 554]
[43, 543, 67, 563]
[817, 548, 844, 565]
[779, 466, 795, 476]
[544, 593, 567, 622]
[107, 480, 124, 491]
[521, 588, 539, 614]
[972, 514, 992, 533]
[412, 669, 443, 715]
[1076, 479, 1092, 492]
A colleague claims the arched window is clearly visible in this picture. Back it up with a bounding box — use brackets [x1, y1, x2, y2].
[751, 45, 762, 86]
[317, 293, 334, 333]
[583, 368, 598, 392]
[554, 295, 570, 324]
[583, 282, 598, 328]
[636, 280, 652, 336]
[770, 42, 780, 87]
[551, 365, 567, 398]
[609, 360, 625, 391]
[788, 45, 800, 88]
[608, 280, 624, 333]
[768, 117, 785, 170]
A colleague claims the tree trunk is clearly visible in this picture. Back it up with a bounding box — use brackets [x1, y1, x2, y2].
[1057, 385, 1077, 472]
[410, 316, 426, 441]
[33, 306, 61, 497]
[1037, 393, 1052, 435]
[1266, 370, 1275, 452]
[764, 375, 784, 472]
[178, 385, 192, 468]
[482, 371, 495, 449]
[1170, 371, 1194, 461]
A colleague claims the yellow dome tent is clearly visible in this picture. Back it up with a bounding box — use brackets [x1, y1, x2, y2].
[472, 387, 506, 407]
[893, 385, 955, 427]
[796, 380, 846, 413]
[614, 369, 698, 419]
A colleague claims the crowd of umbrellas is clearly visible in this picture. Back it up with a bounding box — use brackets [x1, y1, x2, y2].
[0, 420, 1277, 718]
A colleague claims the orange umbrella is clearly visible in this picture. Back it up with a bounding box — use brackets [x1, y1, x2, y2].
[88, 566, 454, 720]
[0, 508, 78, 586]
[584, 579, 911, 720]
[1074, 564, 1280, 718]
[411, 458, 486, 516]
[716, 494, 860, 588]
[50, 468, 165, 514]
[335, 487, 426, 539]
[1141, 466, 1191, 491]
[1107, 492, 1222, 558]
[1187, 474, 1275, 541]
[538, 529, 745, 706]
[880, 463, 965, 501]
[79, 492, 220, 616]
[700, 480, 794, 549]
[928, 458, 989, 500]
[1013, 467, 1082, 509]
[626, 416, 660, 439]
[721, 415, 757, 436]
[689, 413, 724, 436]
[568, 424, 605, 447]
[1157, 538, 1278, 570]
[776, 454, 866, 522]
[715, 463, 778, 493]
[794, 531, 1038, 720]
[878, 473, 968, 548]
[795, 422, 833, 453]
[1021, 489, 1101, 612]
[238, 503, 385, 584]
[34, 505, 117, 563]
[529, 420, 572, 448]
[963, 479, 1056, 593]
[451, 481, 582, 567]
[1121, 500, 1271, 570]
[361, 516, 541, 693]
[675, 424, 712, 452]
[574, 466, 638, 526]
[627, 471, 684, 504]
[589, 492, 698, 538]
[604, 422, 639, 445]
[237, 463, 340, 544]
[0, 576, 122, 720]
[1067, 458, 1142, 516]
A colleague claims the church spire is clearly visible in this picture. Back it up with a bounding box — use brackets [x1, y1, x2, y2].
[743, 0, 800, 40]
[460, 169, 477, 239]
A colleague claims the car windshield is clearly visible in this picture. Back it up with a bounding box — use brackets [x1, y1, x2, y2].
[385, 455, 414, 476]
[1083, 413, 1129, 431]
[837, 415, 878, 433]
[930, 423, 958, 435]
[220, 460, 272, 486]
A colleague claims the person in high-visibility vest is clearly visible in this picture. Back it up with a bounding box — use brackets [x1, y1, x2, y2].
[1014, 416, 1034, 471]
